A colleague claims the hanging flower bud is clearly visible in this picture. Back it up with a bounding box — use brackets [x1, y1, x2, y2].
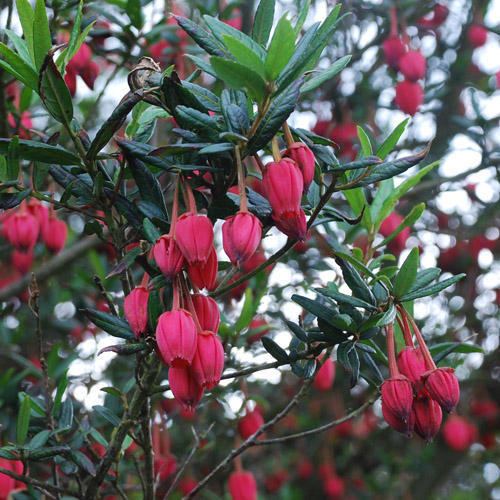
[175, 213, 214, 265]
[422, 367, 460, 412]
[313, 357, 336, 391]
[168, 365, 204, 411]
[191, 294, 220, 332]
[442, 415, 477, 451]
[228, 470, 258, 500]
[5, 210, 39, 250]
[238, 406, 264, 439]
[12, 249, 33, 274]
[222, 212, 262, 266]
[467, 24, 488, 48]
[156, 309, 197, 367]
[153, 234, 184, 279]
[187, 245, 218, 291]
[191, 331, 225, 390]
[399, 50, 426, 82]
[383, 36, 406, 70]
[283, 142, 316, 192]
[395, 80, 424, 115]
[42, 216, 68, 253]
[412, 396, 443, 442]
[381, 375, 414, 435]
[124, 286, 149, 338]
[397, 347, 427, 384]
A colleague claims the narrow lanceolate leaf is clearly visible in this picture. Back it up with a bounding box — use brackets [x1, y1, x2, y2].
[246, 78, 302, 155]
[357, 126, 373, 156]
[376, 118, 410, 159]
[16, 0, 35, 63]
[33, 0, 52, 70]
[0, 43, 39, 90]
[354, 146, 430, 188]
[315, 288, 378, 311]
[261, 337, 289, 363]
[252, 0, 275, 45]
[335, 258, 377, 305]
[407, 268, 441, 293]
[210, 57, 266, 103]
[174, 16, 227, 56]
[393, 247, 419, 298]
[294, 0, 311, 35]
[4, 29, 33, 66]
[39, 55, 74, 125]
[301, 55, 351, 93]
[59, 0, 84, 72]
[87, 92, 143, 161]
[291, 294, 338, 328]
[0, 138, 80, 165]
[83, 309, 135, 340]
[17, 395, 31, 445]
[265, 15, 296, 80]
[125, 155, 168, 221]
[377, 203, 425, 249]
[399, 274, 466, 302]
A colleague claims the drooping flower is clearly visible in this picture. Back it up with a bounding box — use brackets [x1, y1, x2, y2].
[222, 212, 262, 266]
[191, 331, 225, 390]
[124, 286, 149, 338]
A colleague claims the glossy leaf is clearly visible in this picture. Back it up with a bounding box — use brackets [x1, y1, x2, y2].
[393, 247, 419, 298]
[83, 309, 135, 340]
[265, 15, 296, 80]
[252, 0, 275, 45]
[399, 274, 466, 302]
[0, 138, 80, 165]
[301, 55, 351, 93]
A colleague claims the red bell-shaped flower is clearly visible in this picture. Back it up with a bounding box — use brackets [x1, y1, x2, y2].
[397, 347, 426, 385]
[313, 357, 336, 391]
[263, 159, 303, 217]
[399, 50, 426, 82]
[42, 216, 68, 253]
[153, 234, 184, 279]
[423, 367, 460, 412]
[187, 245, 218, 291]
[382, 36, 406, 70]
[191, 293, 220, 333]
[124, 286, 149, 338]
[283, 142, 316, 192]
[222, 212, 262, 266]
[156, 309, 197, 367]
[191, 331, 224, 390]
[237, 405, 264, 439]
[412, 396, 443, 442]
[395, 80, 424, 115]
[27, 199, 49, 228]
[442, 415, 477, 451]
[274, 208, 307, 241]
[168, 365, 204, 411]
[381, 375, 414, 435]
[12, 249, 33, 274]
[5, 210, 39, 250]
[228, 469, 258, 500]
[467, 24, 488, 48]
[175, 212, 214, 265]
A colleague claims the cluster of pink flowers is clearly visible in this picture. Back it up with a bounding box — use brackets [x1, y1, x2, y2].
[381, 306, 460, 440]
[1, 199, 68, 275]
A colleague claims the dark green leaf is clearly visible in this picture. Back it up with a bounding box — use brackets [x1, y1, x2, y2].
[98, 343, 147, 356]
[174, 16, 227, 56]
[407, 268, 441, 293]
[39, 55, 74, 125]
[393, 247, 419, 298]
[246, 78, 302, 155]
[399, 274, 466, 302]
[252, 0, 275, 45]
[71, 450, 96, 476]
[285, 320, 308, 343]
[93, 405, 121, 427]
[0, 189, 31, 209]
[335, 258, 376, 305]
[261, 337, 289, 363]
[315, 287, 378, 311]
[104, 188, 143, 229]
[83, 309, 135, 340]
[28, 445, 71, 461]
[291, 294, 338, 328]
[27, 430, 50, 450]
[126, 0, 143, 28]
[0, 138, 80, 165]
[87, 92, 143, 161]
[59, 398, 73, 430]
